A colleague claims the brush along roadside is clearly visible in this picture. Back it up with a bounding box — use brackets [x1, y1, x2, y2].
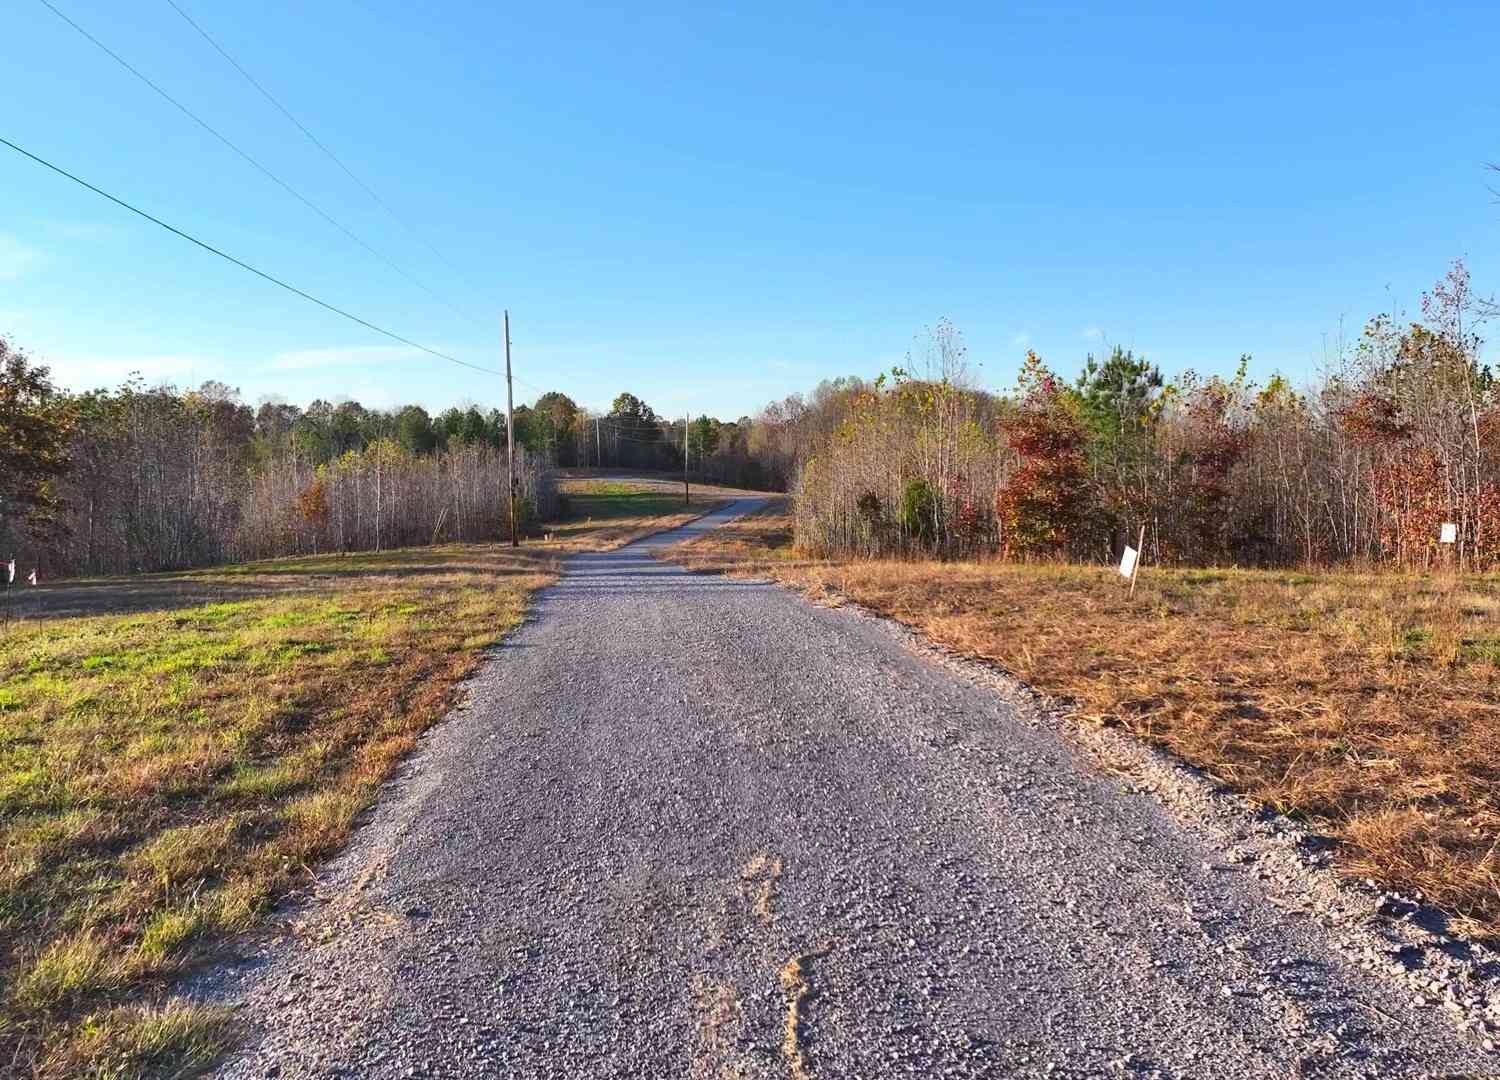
[0, 497, 717, 1080]
[659, 503, 1500, 944]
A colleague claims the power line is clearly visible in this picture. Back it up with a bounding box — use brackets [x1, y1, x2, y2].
[38, 0, 480, 329]
[594, 413, 673, 426]
[606, 432, 670, 444]
[1, 134, 505, 378]
[598, 427, 681, 445]
[597, 419, 677, 432]
[161, 0, 486, 317]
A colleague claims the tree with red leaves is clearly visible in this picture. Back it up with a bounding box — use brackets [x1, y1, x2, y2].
[997, 353, 1092, 557]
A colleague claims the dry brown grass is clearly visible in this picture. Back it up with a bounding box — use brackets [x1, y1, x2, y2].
[0, 495, 709, 1078]
[665, 505, 1500, 941]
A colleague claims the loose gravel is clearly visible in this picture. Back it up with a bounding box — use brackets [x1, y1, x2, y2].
[200, 500, 1500, 1079]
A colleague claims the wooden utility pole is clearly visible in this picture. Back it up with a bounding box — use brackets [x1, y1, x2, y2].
[683, 414, 690, 505]
[504, 311, 518, 547]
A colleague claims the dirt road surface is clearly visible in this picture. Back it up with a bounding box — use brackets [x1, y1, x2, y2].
[203, 500, 1497, 1079]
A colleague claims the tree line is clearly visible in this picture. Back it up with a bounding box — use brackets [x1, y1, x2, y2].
[790, 262, 1500, 570]
[9, 257, 1493, 579]
[0, 355, 555, 578]
[0, 350, 801, 579]
[509, 389, 797, 491]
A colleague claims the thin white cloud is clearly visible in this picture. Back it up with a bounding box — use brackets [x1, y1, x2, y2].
[1081, 327, 1104, 340]
[1010, 332, 1030, 348]
[264, 344, 435, 372]
[48, 221, 129, 242]
[0, 234, 41, 281]
[331, 379, 407, 410]
[44, 351, 210, 391]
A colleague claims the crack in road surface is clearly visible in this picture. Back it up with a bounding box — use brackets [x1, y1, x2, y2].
[203, 500, 1499, 1078]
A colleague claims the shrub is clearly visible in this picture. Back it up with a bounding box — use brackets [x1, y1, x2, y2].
[898, 478, 939, 547]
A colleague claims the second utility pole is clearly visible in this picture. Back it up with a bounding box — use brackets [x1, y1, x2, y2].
[504, 310, 517, 547]
[683, 414, 690, 504]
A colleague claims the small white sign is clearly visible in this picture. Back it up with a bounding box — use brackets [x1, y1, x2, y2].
[1439, 522, 1457, 544]
[1119, 545, 1139, 579]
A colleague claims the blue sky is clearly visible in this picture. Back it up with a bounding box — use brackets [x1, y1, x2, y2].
[4, 1, 1499, 419]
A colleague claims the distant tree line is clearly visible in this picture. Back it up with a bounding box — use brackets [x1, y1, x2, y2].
[510, 388, 793, 490]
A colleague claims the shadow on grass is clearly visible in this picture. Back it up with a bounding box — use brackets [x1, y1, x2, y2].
[12, 557, 545, 622]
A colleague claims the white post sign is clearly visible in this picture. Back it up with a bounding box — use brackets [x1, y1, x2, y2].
[1120, 524, 1147, 597]
[1439, 522, 1457, 545]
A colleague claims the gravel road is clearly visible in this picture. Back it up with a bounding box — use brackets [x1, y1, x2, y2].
[207, 499, 1498, 1079]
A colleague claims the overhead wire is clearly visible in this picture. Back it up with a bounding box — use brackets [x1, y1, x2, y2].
[597, 423, 687, 438]
[38, 0, 484, 331]
[605, 429, 672, 441]
[594, 415, 679, 428]
[160, 0, 492, 325]
[1, 135, 506, 378]
[597, 431, 682, 446]
[28, 2, 621, 405]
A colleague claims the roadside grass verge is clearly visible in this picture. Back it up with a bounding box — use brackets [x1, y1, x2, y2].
[663, 505, 1500, 941]
[1, 500, 705, 1078]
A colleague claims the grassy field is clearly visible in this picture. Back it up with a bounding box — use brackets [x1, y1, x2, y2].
[0, 488, 710, 1079]
[664, 504, 1500, 942]
[559, 478, 701, 520]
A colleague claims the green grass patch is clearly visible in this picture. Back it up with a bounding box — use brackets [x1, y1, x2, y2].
[565, 490, 692, 520]
[0, 543, 555, 1076]
[47, 1001, 237, 1080]
[3, 515, 720, 1075]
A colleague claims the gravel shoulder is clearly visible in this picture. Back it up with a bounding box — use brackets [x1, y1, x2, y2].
[198, 500, 1499, 1079]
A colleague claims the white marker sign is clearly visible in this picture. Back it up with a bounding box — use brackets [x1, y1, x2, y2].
[1118, 545, 1139, 579]
[1439, 522, 1457, 545]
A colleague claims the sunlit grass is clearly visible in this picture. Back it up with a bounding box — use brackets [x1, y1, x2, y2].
[1, 494, 710, 1077]
[41, 1001, 236, 1080]
[558, 478, 699, 521]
